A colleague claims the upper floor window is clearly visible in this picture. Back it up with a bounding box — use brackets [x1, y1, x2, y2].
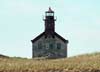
[57, 43, 61, 49]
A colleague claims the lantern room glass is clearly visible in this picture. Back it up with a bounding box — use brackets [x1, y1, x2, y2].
[46, 13, 54, 16]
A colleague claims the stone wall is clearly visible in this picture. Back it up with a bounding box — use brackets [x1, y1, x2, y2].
[32, 35, 67, 58]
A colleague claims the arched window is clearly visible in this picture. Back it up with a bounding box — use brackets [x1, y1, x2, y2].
[57, 43, 61, 49]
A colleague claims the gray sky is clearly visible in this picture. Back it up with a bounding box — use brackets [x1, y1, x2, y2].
[0, 0, 100, 58]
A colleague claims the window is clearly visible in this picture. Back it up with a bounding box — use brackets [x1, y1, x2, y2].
[46, 13, 54, 16]
[49, 44, 54, 49]
[57, 43, 61, 49]
[38, 42, 42, 49]
[38, 54, 42, 57]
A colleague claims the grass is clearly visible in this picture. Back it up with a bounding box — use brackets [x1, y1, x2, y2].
[0, 52, 100, 72]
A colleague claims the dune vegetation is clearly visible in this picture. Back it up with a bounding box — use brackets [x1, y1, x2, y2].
[0, 52, 100, 72]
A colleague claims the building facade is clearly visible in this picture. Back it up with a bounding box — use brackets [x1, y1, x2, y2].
[31, 8, 69, 58]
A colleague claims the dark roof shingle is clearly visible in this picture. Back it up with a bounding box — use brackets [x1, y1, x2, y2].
[31, 32, 68, 43]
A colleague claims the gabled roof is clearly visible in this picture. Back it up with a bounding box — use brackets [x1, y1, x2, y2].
[31, 32, 68, 43]
[54, 32, 68, 43]
[31, 32, 45, 43]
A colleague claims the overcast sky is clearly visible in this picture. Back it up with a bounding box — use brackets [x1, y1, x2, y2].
[0, 0, 100, 58]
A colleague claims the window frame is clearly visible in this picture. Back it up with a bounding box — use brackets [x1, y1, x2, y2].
[57, 43, 61, 50]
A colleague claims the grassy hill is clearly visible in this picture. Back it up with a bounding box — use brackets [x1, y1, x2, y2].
[0, 54, 9, 58]
[0, 53, 100, 72]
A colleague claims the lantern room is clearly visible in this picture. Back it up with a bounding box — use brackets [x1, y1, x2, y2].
[45, 7, 54, 16]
